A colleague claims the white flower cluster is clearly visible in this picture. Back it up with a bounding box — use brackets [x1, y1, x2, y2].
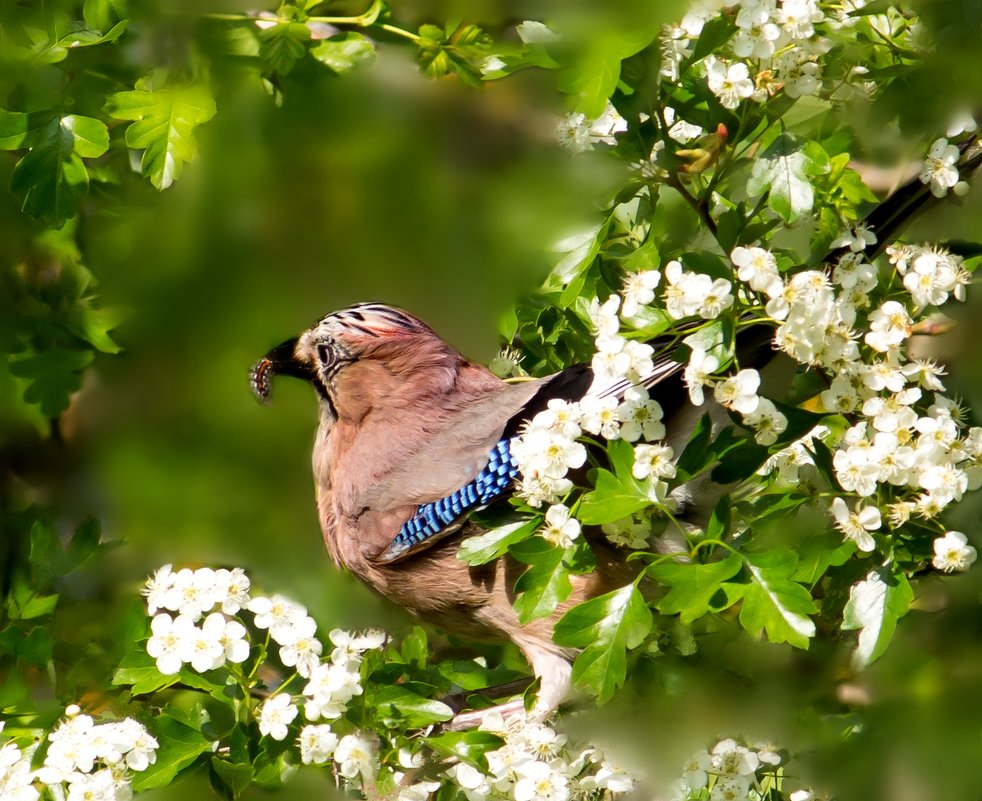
[143, 565, 386, 761]
[663, 261, 734, 321]
[0, 723, 39, 801]
[31, 706, 158, 801]
[446, 711, 634, 801]
[556, 101, 627, 154]
[664, 0, 832, 109]
[512, 290, 677, 547]
[143, 565, 252, 675]
[674, 738, 796, 801]
[887, 242, 969, 310]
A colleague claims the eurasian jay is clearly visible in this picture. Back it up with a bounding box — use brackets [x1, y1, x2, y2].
[251, 302, 752, 725]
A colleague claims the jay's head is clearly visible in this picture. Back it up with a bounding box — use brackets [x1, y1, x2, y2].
[252, 303, 460, 415]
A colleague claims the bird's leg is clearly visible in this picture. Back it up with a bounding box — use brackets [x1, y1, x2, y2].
[443, 644, 573, 731]
[440, 677, 534, 715]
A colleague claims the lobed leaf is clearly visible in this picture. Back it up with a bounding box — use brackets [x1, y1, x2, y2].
[725, 550, 817, 649]
[107, 82, 217, 190]
[554, 584, 652, 702]
[649, 553, 743, 624]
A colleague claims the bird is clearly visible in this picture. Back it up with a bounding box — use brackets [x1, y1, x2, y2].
[250, 301, 756, 726]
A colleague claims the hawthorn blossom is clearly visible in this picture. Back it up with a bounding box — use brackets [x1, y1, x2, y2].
[541, 504, 581, 548]
[932, 531, 977, 572]
[830, 497, 880, 552]
[298, 725, 339, 765]
[742, 397, 788, 445]
[249, 594, 310, 645]
[146, 613, 196, 675]
[706, 58, 754, 109]
[334, 732, 376, 780]
[832, 224, 876, 252]
[731, 246, 782, 295]
[632, 443, 677, 482]
[617, 387, 666, 442]
[258, 694, 298, 741]
[579, 395, 621, 439]
[684, 347, 719, 405]
[865, 301, 911, 352]
[714, 369, 761, 414]
[919, 137, 961, 197]
[621, 270, 661, 317]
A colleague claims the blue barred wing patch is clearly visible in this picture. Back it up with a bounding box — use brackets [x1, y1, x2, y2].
[377, 438, 519, 563]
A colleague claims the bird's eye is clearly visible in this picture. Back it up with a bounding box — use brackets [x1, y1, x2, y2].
[317, 343, 337, 368]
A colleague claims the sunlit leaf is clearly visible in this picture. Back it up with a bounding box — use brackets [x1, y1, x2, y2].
[554, 584, 651, 702]
[312, 32, 376, 75]
[106, 82, 217, 190]
[725, 550, 817, 648]
[842, 567, 913, 669]
[649, 553, 742, 624]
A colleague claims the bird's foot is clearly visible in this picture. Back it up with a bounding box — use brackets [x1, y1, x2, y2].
[444, 698, 528, 732]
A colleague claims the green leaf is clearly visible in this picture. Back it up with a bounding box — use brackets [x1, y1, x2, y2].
[64, 303, 127, 354]
[9, 348, 94, 417]
[746, 134, 814, 223]
[0, 109, 51, 150]
[458, 518, 538, 565]
[424, 731, 505, 769]
[511, 539, 573, 623]
[553, 584, 652, 702]
[557, 30, 657, 118]
[649, 554, 742, 624]
[9, 118, 91, 228]
[724, 551, 817, 649]
[842, 567, 913, 669]
[577, 469, 652, 524]
[113, 646, 179, 695]
[17, 593, 59, 620]
[211, 756, 253, 798]
[312, 32, 376, 74]
[106, 82, 217, 190]
[260, 22, 310, 74]
[62, 115, 110, 158]
[132, 714, 213, 791]
[366, 684, 453, 727]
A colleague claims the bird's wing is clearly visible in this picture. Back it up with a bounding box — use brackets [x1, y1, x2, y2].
[374, 349, 685, 564]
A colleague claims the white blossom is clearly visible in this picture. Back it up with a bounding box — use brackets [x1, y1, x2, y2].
[334, 732, 376, 780]
[248, 595, 311, 645]
[683, 347, 719, 406]
[632, 443, 677, 481]
[830, 497, 880, 552]
[298, 725, 339, 765]
[865, 301, 911, 352]
[617, 387, 665, 442]
[541, 504, 581, 549]
[714, 369, 761, 414]
[258, 694, 298, 741]
[621, 270, 661, 317]
[919, 138, 960, 197]
[706, 58, 754, 109]
[742, 397, 788, 445]
[731, 246, 782, 295]
[579, 395, 621, 439]
[146, 613, 195, 675]
[932, 531, 977, 572]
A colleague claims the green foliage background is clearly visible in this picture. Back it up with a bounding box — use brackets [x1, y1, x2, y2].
[3, 1, 982, 799]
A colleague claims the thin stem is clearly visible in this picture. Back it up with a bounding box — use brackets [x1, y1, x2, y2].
[377, 23, 422, 43]
[666, 172, 719, 238]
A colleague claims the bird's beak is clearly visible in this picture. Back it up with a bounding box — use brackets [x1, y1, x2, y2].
[250, 337, 313, 402]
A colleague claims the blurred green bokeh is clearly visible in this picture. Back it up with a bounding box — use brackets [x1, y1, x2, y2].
[3, 1, 982, 799]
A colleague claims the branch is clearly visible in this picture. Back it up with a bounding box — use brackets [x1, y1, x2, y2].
[827, 132, 982, 265]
